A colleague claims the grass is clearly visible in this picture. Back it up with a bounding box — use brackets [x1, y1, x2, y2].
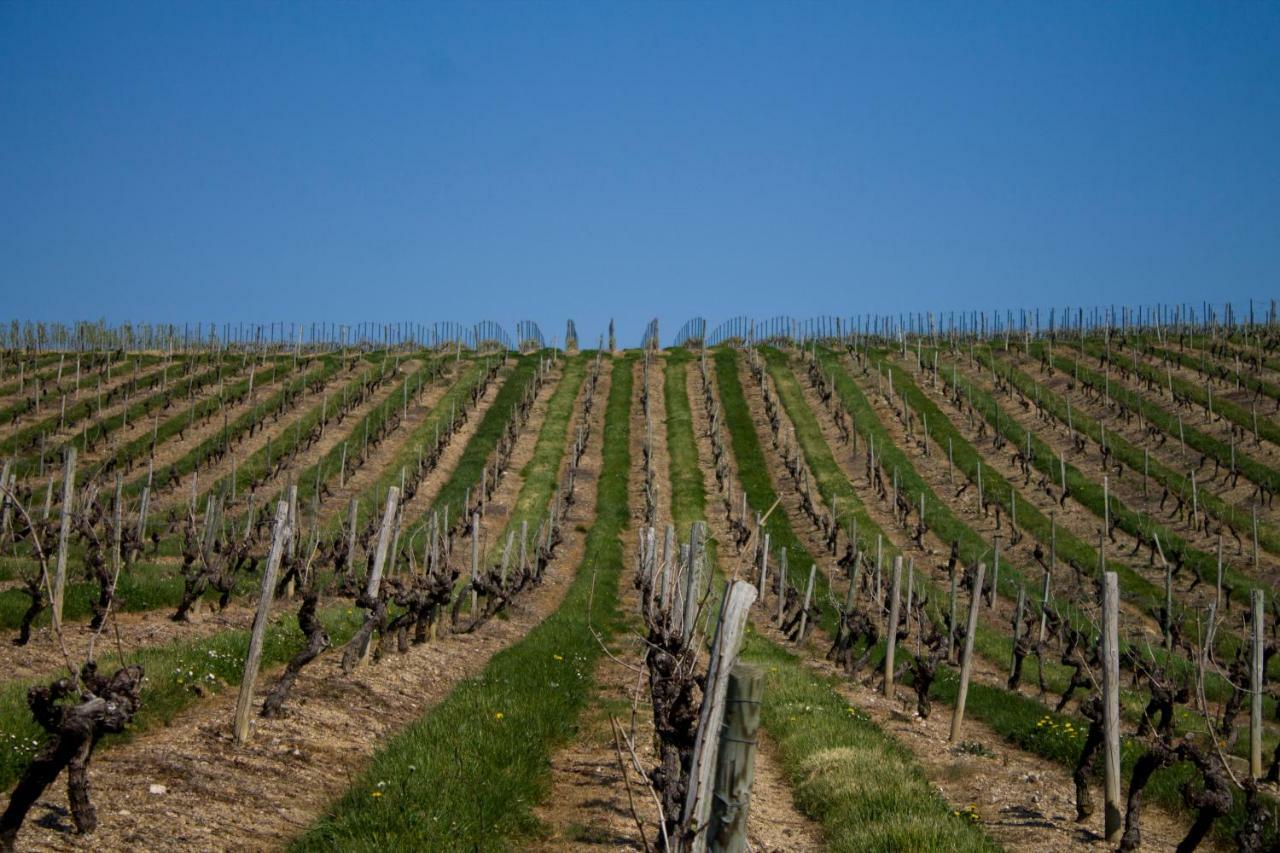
[924, 345, 1279, 686]
[414, 353, 543, 530]
[668, 348, 996, 852]
[293, 354, 632, 851]
[744, 635, 998, 852]
[711, 349, 838, 631]
[0, 603, 363, 790]
[339, 358, 488, 533]
[484, 354, 589, 560]
[212, 352, 405, 507]
[800, 347, 1269, 845]
[1032, 340, 1280, 497]
[1083, 335, 1280, 449]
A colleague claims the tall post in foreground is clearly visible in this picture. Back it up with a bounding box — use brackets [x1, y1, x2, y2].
[884, 556, 903, 698]
[949, 562, 985, 743]
[1101, 571, 1122, 841]
[233, 501, 291, 744]
[52, 446, 77, 633]
[708, 663, 763, 853]
[1251, 589, 1265, 779]
[685, 580, 757, 853]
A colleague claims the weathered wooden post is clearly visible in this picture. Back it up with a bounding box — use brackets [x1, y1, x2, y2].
[776, 547, 787, 624]
[950, 562, 985, 742]
[1215, 534, 1223, 612]
[1251, 589, 1265, 779]
[1011, 586, 1025, 679]
[797, 563, 816, 641]
[233, 500, 291, 744]
[685, 580, 757, 853]
[1101, 571, 1122, 842]
[356, 487, 400, 663]
[470, 511, 480, 614]
[884, 555, 902, 698]
[52, 446, 76, 633]
[947, 558, 958, 662]
[708, 663, 763, 853]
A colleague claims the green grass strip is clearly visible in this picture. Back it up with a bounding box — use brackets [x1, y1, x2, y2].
[1149, 341, 1280, 406]
[341, 359, 490, 534]
[0, 605, 362, 790]
[933, 348, 1276, 671]
[415, 354, 542, 529]
[483, 354, 589, 561]
[670, 349, 996, 852]
[3, 357, 202, 467]
[1015, 342, 1280, 552]
[293, 354, 632, 851]
[1042, 341, 1280, 494]
[976, 345, 1280, 559]
[712, 349, 839, 631]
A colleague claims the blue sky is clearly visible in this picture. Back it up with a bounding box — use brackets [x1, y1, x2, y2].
[2, 2, 1277, 345]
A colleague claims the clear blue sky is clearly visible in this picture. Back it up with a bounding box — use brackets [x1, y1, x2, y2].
[2, 2, 1277, 345]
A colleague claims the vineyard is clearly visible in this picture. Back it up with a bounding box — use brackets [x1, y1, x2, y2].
[0, 306, 1278, 852]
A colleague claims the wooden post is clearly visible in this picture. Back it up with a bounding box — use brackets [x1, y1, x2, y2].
[989, 534, 1000, 611]
[470, 511, 480, 614]
[798, 563, 816, 641]
[776, 548, 787, 624]
[1101, 571, 1122, 842]
[949, 562, 985, 742]
[947, 559, 958, 661]
[1250, 589, 1265, 779]
[1215, 534, 1223, 613]
[683, 522, 705, 644]
[757, 534, 770, 601]
[357, 487, 400, 662]
[685, 581, 758, 853]
[884, 556, 902, 698]
[1010, 586, 1026, 678]
[52, 446, 76, 633]
[233, 500, 291, 744]
[1154, 534, 1173, 651]
[709, 664, 763, 853]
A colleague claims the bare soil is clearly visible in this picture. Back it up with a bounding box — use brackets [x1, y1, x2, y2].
[696, 351, 1211, 852]
[6, 357, 616, 852]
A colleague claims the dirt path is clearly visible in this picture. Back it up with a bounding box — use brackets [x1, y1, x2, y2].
[309, 362, 462, 529]
[235, 357, 440, 525]
[1029, 347, 1280, 524]
[8, 359, 616, 853]
[911, 351, 1280, 613]
[94, 364, 291, 488]
[148, 361, 365, 513]
[0, 358, 179, 445]
[834, 352, 1166, 643]
[471, 359, 563, 560]
[697, 350, 1210, 852]
[389, 363, 511, 532]
[0, 599, 258, 684]
[533, 354, 822, 853]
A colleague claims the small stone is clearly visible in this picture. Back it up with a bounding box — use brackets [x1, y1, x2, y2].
[149, 784, 167, 795]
